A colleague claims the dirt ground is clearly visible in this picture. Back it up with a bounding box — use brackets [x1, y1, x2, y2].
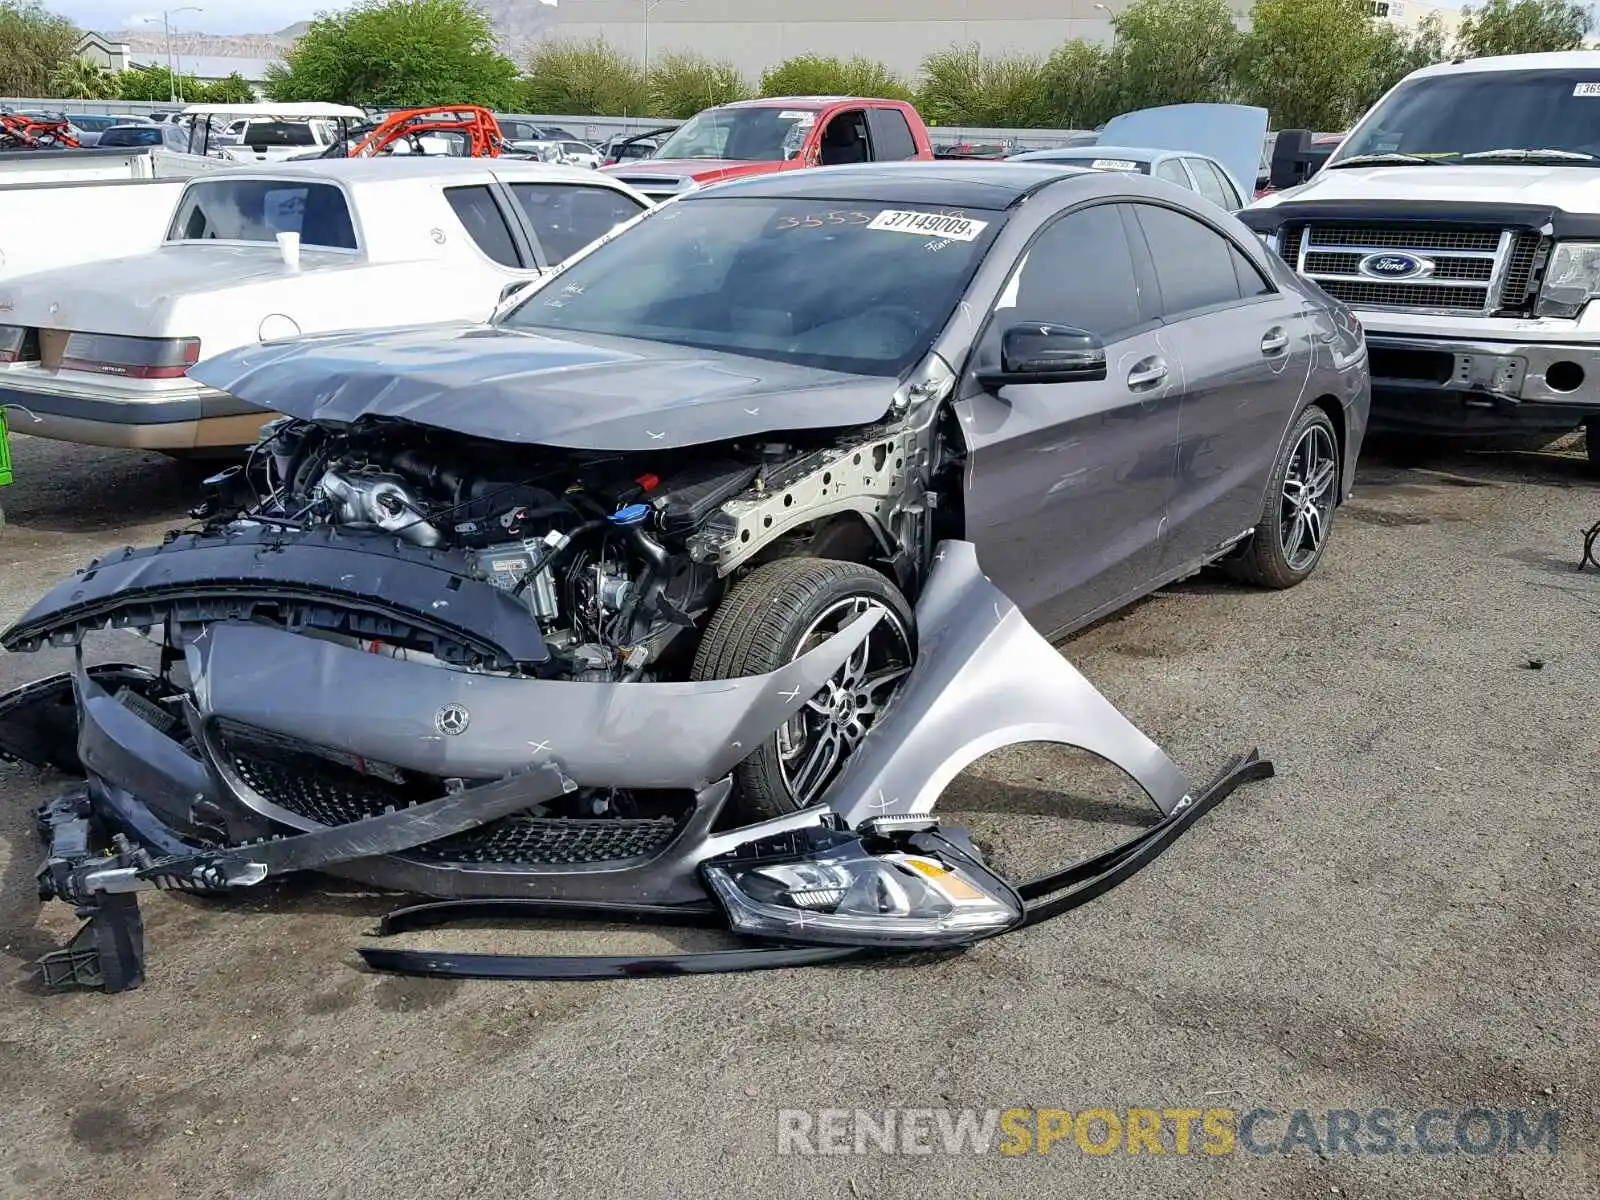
[0, 432, 1594, 1200]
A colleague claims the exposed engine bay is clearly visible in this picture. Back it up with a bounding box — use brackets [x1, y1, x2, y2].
[179, 414, 936, 684]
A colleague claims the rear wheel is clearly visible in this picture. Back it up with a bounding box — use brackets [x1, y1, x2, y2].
[1228, 405, 1341, 589]
[691, 557, 915, 822]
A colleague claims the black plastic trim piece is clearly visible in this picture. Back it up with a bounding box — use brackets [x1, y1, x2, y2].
[0, 525, 550, 669]
[358, 942, 865, 980]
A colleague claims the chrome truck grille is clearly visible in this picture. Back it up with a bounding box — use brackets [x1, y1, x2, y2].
[1277, 223, 1545, 316]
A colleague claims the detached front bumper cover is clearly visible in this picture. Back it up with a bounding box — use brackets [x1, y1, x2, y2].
[5, 540, 1275, 990]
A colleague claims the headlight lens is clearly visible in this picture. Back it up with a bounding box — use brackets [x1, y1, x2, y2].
[703, 832, 1021, 949]
[1536, 241, 1600, 318]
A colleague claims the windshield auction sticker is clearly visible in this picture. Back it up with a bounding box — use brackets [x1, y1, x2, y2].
[1090, 159, 1140, 170]
[1574, 82, 1600, 95]
[868, 209, 989, 241]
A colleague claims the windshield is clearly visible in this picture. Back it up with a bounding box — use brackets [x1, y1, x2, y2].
[500, 196, 1004, 375]
[1335, 68, 1600, 165]
[166, 179, 358, 249]
[653, 107, 817, 162]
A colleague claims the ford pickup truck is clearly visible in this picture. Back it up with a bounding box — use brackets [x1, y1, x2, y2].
[1240, 52, 1600, 470]
[600, 96, 934, 200]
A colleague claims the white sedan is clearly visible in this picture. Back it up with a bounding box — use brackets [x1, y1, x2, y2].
[0, 158, 650, 453]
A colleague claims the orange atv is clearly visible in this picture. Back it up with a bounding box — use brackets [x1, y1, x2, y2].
[0, 111, 81, 151]
[340, 105, 511, 158]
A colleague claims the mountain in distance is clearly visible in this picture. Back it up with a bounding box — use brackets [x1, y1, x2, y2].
[103, 8, 557, 64]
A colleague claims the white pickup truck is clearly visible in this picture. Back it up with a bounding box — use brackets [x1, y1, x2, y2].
[1241, 51, 1600, 470]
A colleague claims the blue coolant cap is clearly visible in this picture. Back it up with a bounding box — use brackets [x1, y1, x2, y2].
[609, 502, 651, 526]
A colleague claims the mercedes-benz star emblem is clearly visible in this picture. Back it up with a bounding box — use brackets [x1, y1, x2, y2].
[434, 703, 471, 736]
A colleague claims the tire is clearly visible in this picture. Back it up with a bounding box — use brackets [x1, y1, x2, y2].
[691, 557, 915, 822]
[1227, 405, 1341, 590]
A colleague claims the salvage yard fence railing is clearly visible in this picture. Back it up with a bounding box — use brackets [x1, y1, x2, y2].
[1, 98, 1340, 161]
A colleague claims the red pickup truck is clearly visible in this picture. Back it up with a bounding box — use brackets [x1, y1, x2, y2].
[600, 96, 935, 201]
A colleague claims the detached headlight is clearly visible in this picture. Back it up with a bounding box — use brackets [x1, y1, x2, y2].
[1536, 241, 1600, 317]
[703, 823, 1022, 949]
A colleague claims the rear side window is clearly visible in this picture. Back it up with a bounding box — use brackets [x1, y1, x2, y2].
[100, 127, 163, 147]
[243, 121, 317, 148]
[998, 203, 1143, 342]
[1185, 158, 1235, 209]
[167, 179, 358, 249]
[511, 182, 647, 264]
[1130, 203, 1248, 318]
[445, 184, 522, 267]
[866, 107, 918, 161]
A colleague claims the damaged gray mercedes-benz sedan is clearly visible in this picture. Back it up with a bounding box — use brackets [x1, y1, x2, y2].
[0, 163, 1369, 988]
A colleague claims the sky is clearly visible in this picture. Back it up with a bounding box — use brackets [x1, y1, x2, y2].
[59, 0, 341, 34]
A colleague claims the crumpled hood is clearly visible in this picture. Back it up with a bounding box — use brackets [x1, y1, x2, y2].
[189, 323, 895, 450]
[0, 245, 348, 335]
[1253, 163, 1600, 212]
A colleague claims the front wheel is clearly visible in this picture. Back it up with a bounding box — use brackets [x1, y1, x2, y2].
[1227, 405, 1341, 589]
[691, 557, 915, 822]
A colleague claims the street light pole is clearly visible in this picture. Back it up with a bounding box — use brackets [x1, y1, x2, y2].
[163, 7, 202, 105]
[640, 0, 679, 78]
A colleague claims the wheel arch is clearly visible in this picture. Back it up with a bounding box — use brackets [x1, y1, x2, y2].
[1307, 393, 1347, 503]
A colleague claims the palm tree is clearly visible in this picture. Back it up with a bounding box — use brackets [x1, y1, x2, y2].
[48, 57, 118, 100]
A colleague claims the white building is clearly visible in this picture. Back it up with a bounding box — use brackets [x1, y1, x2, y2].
[73, 33, 281, 97]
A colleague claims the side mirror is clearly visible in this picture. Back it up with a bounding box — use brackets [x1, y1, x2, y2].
[978, 324, 1108, 387]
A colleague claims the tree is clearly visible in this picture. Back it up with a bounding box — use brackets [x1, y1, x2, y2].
[116, 62, 206, 102]
[519, 37, 650, 116]
[757, 53, 914, 102]
[649, 50, 747, 119]
[266, 0, 519, 108]
[48, 56, 117, 99]
[1108, 0, 1244, 111]
[1457, 0, 1591, 56]
[916, 45, 1055, 128]
[1359, 11, 1451, 111]
[1039, 40, 1121, 128]
[201, 72, 258, 104]
[1238, 0, 1391, 129]
[0, 1, 78, 98]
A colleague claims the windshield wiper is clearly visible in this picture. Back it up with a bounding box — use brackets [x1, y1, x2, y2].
[1329, 152, 1444, 167]
[1459, 147, 1598, 162]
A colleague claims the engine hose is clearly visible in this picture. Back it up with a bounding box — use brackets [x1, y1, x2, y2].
[511, 519, 607, 596]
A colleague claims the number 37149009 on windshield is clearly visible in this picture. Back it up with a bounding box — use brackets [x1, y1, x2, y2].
[867, 209, 990, 241]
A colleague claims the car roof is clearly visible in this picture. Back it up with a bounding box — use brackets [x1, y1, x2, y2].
[1409, 50, 1600, 79]
[198, 157, 614, 187]
[715, 96, 888, 110]
[687, 161, 1096, 209]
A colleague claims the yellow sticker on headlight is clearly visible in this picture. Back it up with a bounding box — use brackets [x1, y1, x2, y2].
[900, 855, 989, 902]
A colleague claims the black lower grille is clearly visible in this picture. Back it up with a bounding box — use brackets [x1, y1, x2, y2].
[213, 720, 682, 866]
[408, 815, 680, 865]
[1317, 279, 1488, 311]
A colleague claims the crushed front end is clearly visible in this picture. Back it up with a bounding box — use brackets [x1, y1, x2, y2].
[0, 415, 1273, 990]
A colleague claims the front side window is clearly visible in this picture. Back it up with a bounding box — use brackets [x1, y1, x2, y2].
[166, 179, 358, 249]
[1130, 204, 1254, 318]
[1334, 68, 1600, 165]
[866, 108, 917, 161]
[510, 182, 647, 264]
[100, 127, 163, 147]
[995, 204, 1143, 342]
[653, 107, 817, 162]
[500, 196, 1006, 375]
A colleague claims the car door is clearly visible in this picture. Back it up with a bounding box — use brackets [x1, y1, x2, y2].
[864, 107, 920, 161]
[504, 180, 649, 266]
[954, 201, 1182, 638]
[1125, 201, 1312, 566]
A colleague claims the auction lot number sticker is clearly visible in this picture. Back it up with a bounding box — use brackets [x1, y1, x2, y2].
[869, 209, 990, 241]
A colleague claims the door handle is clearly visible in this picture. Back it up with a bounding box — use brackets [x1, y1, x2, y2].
[1260, 327, 1289, 355]
[1126, 358, 1167, 390]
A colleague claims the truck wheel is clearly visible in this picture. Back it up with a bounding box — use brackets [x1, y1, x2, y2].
[691, 557, 915, 822]
[1228, 405, 1341, 589]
